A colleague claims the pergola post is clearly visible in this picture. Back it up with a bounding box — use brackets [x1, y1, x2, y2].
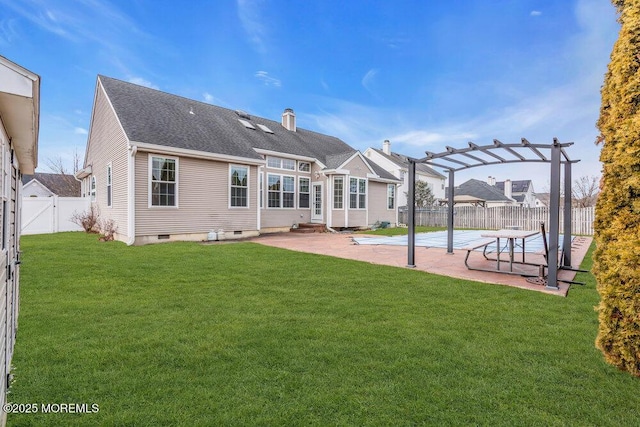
[447, 169, 455, 254]
[547, 140, 561, 290]
[407, 159, 416, 268]
[563, 161, 573, 267]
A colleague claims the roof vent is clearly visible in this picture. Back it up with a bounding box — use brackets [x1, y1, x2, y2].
[235, 110, 251, 120]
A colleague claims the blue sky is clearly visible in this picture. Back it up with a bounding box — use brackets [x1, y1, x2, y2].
[0, 0, 619, 192]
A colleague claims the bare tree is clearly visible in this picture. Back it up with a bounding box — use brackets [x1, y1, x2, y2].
[572, 175, 599, 207]
[42, 147, 83, 196]
[540, 175, 600, 208]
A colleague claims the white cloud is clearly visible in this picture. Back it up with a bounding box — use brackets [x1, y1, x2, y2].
[74, 127, 88, 135]
[237, 0, 268, 54]
[361, 69, 379, 96]
[128, 77, 159, 90]
[203, 92, 214, 103]
[255, 71, 281, 87]
[530, 10, 542, 17]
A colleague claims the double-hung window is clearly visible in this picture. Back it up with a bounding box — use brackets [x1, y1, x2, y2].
[387, 184, 395, 209]
[230, 165, 249, 207]
[150, 156, 177, 207]
[349, 178, 366, 209]
[267, 174, 295, 208]
[333, 177, 343, 209]
[90, 176, 96, 202]
[106, 163, 112, 207]
[299, 177, 310, 208]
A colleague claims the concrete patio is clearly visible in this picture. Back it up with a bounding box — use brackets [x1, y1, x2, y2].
[249, 232, 593, 297]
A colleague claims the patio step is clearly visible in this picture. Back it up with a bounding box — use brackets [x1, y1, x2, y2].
[290, 223, 327, 233]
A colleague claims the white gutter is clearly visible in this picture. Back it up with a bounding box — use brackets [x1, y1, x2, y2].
[133, 141, 265, 166]
[127, 145, 137, 245]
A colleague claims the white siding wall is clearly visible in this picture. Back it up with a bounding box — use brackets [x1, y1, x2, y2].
[84, 81, 130, 241]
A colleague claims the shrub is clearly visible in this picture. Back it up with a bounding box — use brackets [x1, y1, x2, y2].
[99, 218, 117, 242]
[71, 205, 100, 233]
[594, 0, 640, 377]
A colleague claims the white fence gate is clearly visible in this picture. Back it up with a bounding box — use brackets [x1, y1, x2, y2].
[21, 196, 89, 235]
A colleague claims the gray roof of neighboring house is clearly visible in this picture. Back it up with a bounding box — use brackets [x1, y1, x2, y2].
[22, 172, 81, 197]
[495, 180, 532, 193]
[371, 148, 446, 179]
[98, 76, 397, 181]
[447, 179, 513, 202]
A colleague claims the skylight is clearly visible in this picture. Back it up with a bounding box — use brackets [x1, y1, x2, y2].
[257, 124, 274, 134]
[238, 119, 255, 129]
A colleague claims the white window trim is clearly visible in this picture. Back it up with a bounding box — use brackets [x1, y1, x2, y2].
[90, 176, 96, 202]
[106, 162, 112, 208]
[266, 156, 296, 171]
[333, 176, 344, 210]
[148, 154, 179, 208]
[267, 173, 296, 209]
[387, 184, 395, 210]
[298, 161, 311, 173]
[229, 164, 250, 209]
[298, 176, 310, 209]
[349, 177, 367, 210]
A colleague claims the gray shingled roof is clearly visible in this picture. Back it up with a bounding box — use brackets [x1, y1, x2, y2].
[98, 76, 396, 182]
[22, 173, 81, 197]
[372, 148, 445, 179]
[447, 179, 513, 202]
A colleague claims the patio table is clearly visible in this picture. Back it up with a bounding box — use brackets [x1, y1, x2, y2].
[480, 229, 540, 273]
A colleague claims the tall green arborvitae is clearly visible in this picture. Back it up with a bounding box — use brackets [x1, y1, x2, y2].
[594, 0, 640, 377]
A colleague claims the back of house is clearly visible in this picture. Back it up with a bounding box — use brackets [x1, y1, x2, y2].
[78, 76, 399, 245]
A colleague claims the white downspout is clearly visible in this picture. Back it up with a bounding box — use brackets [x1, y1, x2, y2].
[127, 145, 137, 245]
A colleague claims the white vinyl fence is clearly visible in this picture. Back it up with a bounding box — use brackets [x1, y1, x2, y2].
[399, 205, 595, 235]
[21, 196, 90, 235]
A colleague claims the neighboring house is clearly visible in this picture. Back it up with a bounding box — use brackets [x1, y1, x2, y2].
[0, 56, 40, 424]
[364, 140, 446, 206]
[22, 172, 81, 197]
[492, 177, 536, 207]
[77, 76, 400, 245]
[446, 178, 517, 207]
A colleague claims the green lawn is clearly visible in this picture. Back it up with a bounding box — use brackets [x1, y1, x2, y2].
[7, 232, 639, 426]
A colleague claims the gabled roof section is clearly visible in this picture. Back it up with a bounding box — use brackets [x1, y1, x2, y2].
[372, 148, 445, 179]
[22, 173, 81, 197]
[450, 179, 513, 202]
[98, 76, 357, 165]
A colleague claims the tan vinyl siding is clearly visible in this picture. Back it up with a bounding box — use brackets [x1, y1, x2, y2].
[135, 154, 258, 236]
[342, 155, 370, 178]
[84, 81, 129, 241]
[367, 182, 396, 226]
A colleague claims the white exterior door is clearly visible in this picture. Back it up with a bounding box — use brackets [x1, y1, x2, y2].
[311, 182, 323, 222]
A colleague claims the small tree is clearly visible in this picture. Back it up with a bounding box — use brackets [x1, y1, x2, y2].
[572, 175, 600, 208]
[405, 180, 435, 207]
[593, 0, 640, 377]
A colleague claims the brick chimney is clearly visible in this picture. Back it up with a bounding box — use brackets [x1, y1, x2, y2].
[504, 179, 512, 199]
[281, 108, 296, 132]
[383, 140, 391, 155]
